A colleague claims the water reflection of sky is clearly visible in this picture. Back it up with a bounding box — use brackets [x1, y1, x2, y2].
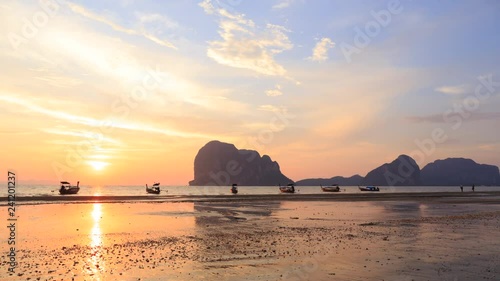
[88, 203, 104, 279]
[274, 200, 500, 222]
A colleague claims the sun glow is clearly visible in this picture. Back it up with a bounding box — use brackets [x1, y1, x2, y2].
[87, 161, 109, 171]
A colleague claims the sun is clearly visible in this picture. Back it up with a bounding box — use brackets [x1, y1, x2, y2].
[87, 161, 109, 171]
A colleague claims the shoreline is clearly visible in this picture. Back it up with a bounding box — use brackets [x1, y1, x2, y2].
[3, 191, 500, 205]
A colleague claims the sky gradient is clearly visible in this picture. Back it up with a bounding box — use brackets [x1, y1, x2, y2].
[1, 0, 499, 185]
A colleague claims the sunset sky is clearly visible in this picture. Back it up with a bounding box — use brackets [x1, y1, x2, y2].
[1, 0, 499, 185]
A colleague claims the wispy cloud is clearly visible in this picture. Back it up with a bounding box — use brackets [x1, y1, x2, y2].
[136, 13, 179, 30]
[478, 143, 500, 151]
[407, 112, 500, 123]
[41, 128, 121, 145]
[273, 0, 293, 10]
[309, 37, 335, 62]
[258, 104, 284, 112]
[200, 0, 293, 76]
[265, 84, 283, 96]
[434, 84, 469, 95]
[67, 2, 177, 50]
[34, 75, 82, 88]
[0, 95, 101, 127]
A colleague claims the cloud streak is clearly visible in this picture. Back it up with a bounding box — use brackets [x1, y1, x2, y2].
[434, 84, 469, 95]
[407, 112, 500, 123]
[67, 2, 177, 50]
[0, 94, 215, 139]
[41, 128, 121, 145]
[258, 104, 285, 112]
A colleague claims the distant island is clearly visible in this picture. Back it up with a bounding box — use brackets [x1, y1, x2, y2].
[295, 175, 364, 186]
[421, 158, 500, 186]
[190, 140, 500, 186]
[298, 156, 500, 186]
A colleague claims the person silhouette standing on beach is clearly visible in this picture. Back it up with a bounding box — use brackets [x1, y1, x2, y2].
[460, 185, 463, 192]
[472, 185, 475, 192]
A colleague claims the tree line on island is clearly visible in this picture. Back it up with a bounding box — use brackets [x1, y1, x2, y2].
[189, 141, 500, 187]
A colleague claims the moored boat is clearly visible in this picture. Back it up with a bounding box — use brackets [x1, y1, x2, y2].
[59, 181, 80, 195]
[279, 183, 295, 193]
[146, 182, 161, 194]
[231, 183, 238, 194]
[321, 184, 340, 192]
[359, 185, 380, 192]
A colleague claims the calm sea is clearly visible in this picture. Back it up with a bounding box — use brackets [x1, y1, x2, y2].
[1, 184, 498, 197]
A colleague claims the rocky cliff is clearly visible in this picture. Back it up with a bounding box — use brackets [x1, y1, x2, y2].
[189, 140, 292, 186]
[421, 158, 500, 186]
[361, 155, 421, 186]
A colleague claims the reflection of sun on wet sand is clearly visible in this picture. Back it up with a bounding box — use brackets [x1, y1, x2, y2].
[88, 203, 104, 279]
[1, 193, 500, 280]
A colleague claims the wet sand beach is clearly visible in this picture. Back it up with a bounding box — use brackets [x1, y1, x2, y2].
[1, 192, 500, 280]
